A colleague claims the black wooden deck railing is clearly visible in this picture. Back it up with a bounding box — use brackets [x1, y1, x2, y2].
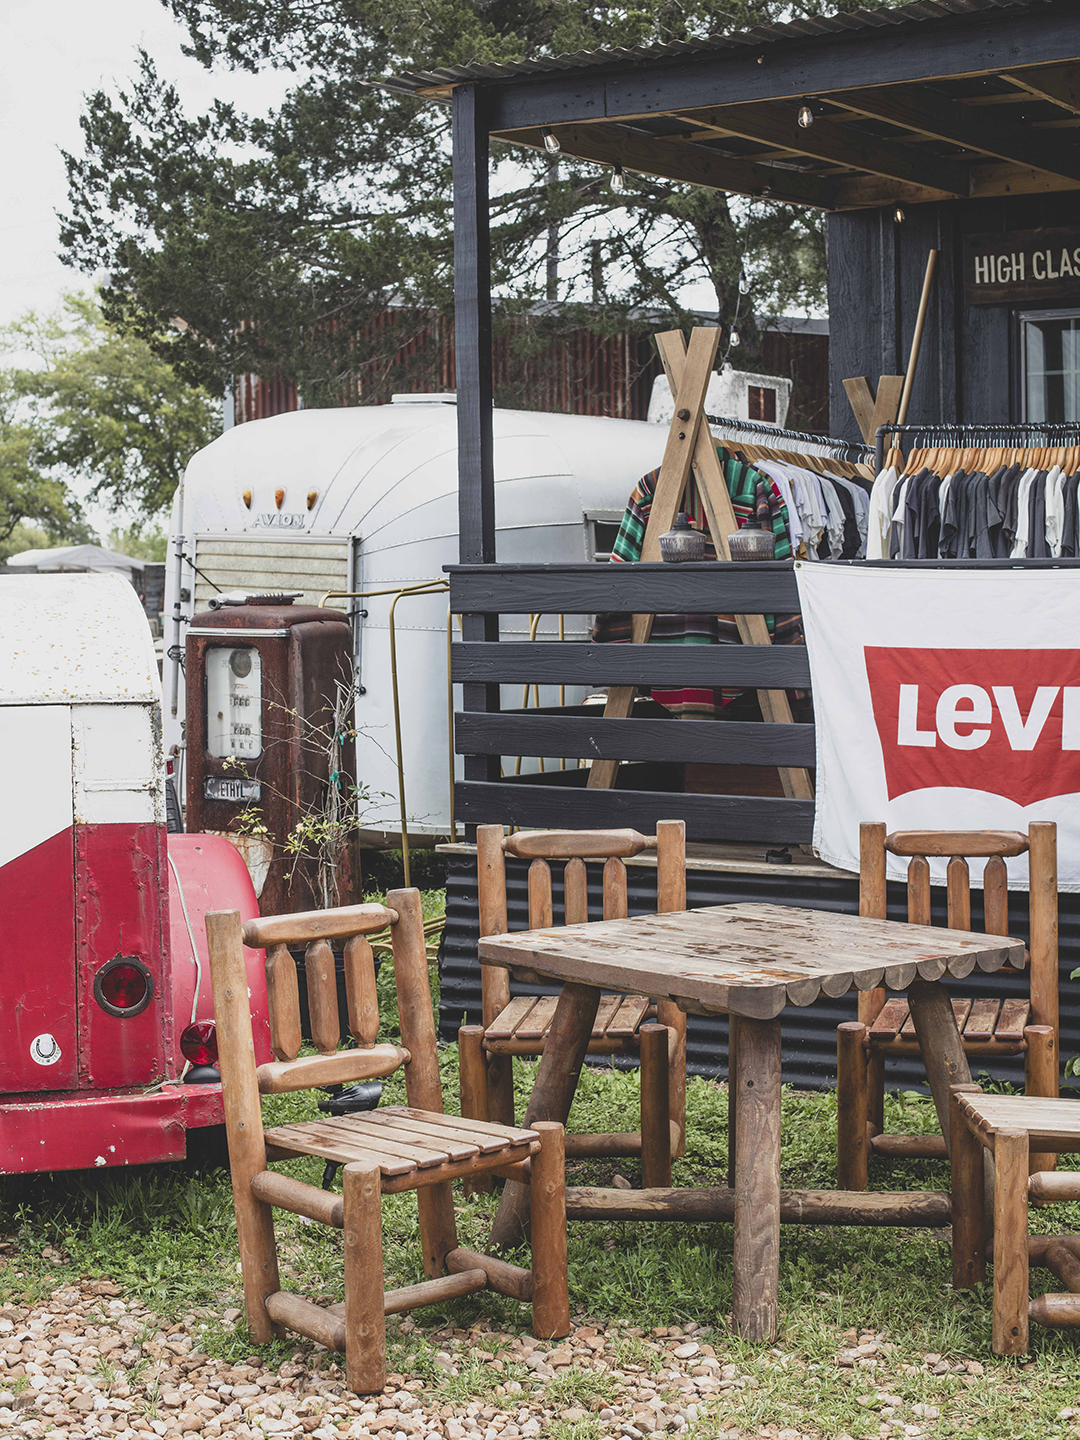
[448, 560, 815, 843]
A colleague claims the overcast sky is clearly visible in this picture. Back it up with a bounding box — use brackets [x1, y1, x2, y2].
[0, 0, 288, 327]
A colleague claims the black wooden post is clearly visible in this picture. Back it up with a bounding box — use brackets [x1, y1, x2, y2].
[452, 83, 500, 799]
[453, 83, 495, 565]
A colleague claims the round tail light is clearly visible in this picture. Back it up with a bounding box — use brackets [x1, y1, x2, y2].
[94, 957, 153, 1017]
[180, 1019, 218, 1066]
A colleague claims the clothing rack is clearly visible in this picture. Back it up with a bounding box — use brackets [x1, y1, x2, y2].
[874, 421, 1080, 474]
[708, 413, 873, 464]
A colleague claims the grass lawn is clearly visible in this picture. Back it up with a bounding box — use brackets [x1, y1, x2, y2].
[2, 926, 1079, 1438]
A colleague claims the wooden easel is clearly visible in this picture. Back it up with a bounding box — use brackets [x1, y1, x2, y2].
[587, 326, 813, 803]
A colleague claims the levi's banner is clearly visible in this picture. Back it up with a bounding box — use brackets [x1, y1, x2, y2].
[794, 565, 1080, 890]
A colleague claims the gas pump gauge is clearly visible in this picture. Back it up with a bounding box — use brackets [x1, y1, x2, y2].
[206, 647, 263, 759]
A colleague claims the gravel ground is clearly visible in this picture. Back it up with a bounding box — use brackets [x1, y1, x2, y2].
[2, 1276, 1075, 1440]
[0, 1276, 829, 1440]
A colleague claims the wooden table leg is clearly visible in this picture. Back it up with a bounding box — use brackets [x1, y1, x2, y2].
[907, 979, 973, 1149]
[488, 981, 601, 1251]
[733, 1015, 781, 1343]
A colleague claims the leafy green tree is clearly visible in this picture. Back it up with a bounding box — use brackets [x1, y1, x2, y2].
[0, 372, 91, 560]
[60, 0, 885, 403]
[107, 524, 169, 561]
[4, 294, 220, 521]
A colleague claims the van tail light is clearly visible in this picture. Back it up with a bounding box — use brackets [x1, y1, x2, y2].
[180, 1020, 218, 1066]
[94, 957, 153, 1018]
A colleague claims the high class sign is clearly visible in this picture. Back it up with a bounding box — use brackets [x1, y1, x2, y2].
[965, 228, 1080, 306]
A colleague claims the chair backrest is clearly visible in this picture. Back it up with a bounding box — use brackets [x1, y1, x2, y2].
[207, 889, 443, 1112]
[859, 821, 1058, 1030]
[476, 822, 686, 1026]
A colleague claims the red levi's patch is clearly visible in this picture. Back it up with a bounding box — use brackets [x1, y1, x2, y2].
[863, 647, 1080, 805]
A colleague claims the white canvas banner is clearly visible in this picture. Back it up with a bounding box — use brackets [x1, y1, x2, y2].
[795, 564, 1080, 890]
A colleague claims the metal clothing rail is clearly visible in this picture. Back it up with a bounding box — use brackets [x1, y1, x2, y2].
[874, 421, 1080, 474]
[707, 412, 873, 463]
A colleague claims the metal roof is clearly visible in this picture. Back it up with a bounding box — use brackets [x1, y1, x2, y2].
[385, 0, 1050, 94]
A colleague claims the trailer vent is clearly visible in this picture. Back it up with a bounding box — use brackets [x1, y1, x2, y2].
[191, 538, 350, 611]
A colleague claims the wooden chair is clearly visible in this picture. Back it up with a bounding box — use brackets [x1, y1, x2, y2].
[459, 822, 687, 1187]
[951, 1085, 1080, 1355]
[207, 889, 569, 1395]
[837, 823, 1059, 1190]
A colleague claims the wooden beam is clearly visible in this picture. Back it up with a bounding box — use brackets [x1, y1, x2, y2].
[488, 9, 1080, 131]
[493, 123, 837, 209]
[454, 712, 817, 767]
[452, 640, 811, 689]
[678, 102, 971, 197]
[447, 560, 802, 617]
[827, 86, 1080, 184]
[454, 780, 815, 844]
[835, 163, 1080, 210]
[1003, 63, 1080, 115]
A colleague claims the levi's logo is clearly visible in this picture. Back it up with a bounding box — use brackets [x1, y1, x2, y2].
[864, 647, 1080, 805]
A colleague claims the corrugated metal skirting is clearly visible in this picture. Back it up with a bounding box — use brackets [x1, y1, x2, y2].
[439, 855, 1080, 1092]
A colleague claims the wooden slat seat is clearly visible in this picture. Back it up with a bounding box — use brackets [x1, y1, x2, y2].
[460, 822, 688, 1190]
[209, 895, 570, 1397]
[951, 1086, 1080, 1356]
[482, 991, 652, 1053]
[837, 822, 1059, 1192]
[867, 996, 1030, 1050]
[264, 1106, 540, 1188]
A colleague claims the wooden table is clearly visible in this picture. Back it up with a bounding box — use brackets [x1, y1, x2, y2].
[478, 903, 1024, 1342]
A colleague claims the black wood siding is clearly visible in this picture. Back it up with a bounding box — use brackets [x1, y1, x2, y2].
[828, 191, 1080, 446]
[439, 853, 1080, 1094]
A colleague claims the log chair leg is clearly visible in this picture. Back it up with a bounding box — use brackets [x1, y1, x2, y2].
[488, 1053, 517, 1129]
[639, 1023, 672, 1189]
[344, 1161, 387, 1395]
[656, 999, 687, 1160]
[950, 1085, 986, 1290]
[489, 982, 601, 1252]
[459, 1025, 493, 1195]
[530, 1121, 570, 1340]
[992, 1129, 1030, 1357]
[837, 1022, 869, 1191]
[205, 909, 282, 1343]
[1024, 1024, 1059, 1174]
[726, 1015, 739, 1190]
[417, 1180, 458, 1280]
[867, 1049, 886, 1138]
[733, 1015, 782, 1344]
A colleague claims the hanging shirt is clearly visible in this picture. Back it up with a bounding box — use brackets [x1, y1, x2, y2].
[754, 460, 804, 552]
[1046, 466, 1066, 557]
[866, 465, 898, 560]
[1010, 468, 1039, 558]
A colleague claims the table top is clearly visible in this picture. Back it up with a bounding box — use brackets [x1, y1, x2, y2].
[477, 903, 1025, 1020]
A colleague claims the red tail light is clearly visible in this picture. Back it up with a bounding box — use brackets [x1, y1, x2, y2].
[94, 957, 153, 1017]
[180, 1020, 218, 1066]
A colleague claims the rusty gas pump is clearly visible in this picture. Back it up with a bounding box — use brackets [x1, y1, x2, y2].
[185, 595, 360, 914]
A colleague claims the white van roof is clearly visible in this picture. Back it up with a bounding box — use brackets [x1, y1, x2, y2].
[0, 575, 158, 705]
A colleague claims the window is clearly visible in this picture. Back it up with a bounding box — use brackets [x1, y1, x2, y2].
[1021, 310, 1080, 421]
[584, 510, 624, 562]
[748, 385, 777, 423]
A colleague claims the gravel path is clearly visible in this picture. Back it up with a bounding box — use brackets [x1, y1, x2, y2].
[0, 1278, 806, 1440]
[0, 1276, 1058, 1440]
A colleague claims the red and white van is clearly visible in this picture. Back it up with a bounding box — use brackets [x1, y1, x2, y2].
[0, 574, 271, 1173]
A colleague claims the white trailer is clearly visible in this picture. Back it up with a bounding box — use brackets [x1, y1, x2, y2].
[165, 397, 665, 840]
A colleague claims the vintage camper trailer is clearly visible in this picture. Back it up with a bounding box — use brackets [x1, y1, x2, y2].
[164, 398, 666, 840]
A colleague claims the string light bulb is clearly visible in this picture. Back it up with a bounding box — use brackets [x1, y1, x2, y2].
[541, 128, 560, 155]
[739, 270, 750, 294]
[894, 206, 906, 223]
[798, 104, 814, 129]
[611, 163, 625, 193]
[729, 329, 741, 348]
